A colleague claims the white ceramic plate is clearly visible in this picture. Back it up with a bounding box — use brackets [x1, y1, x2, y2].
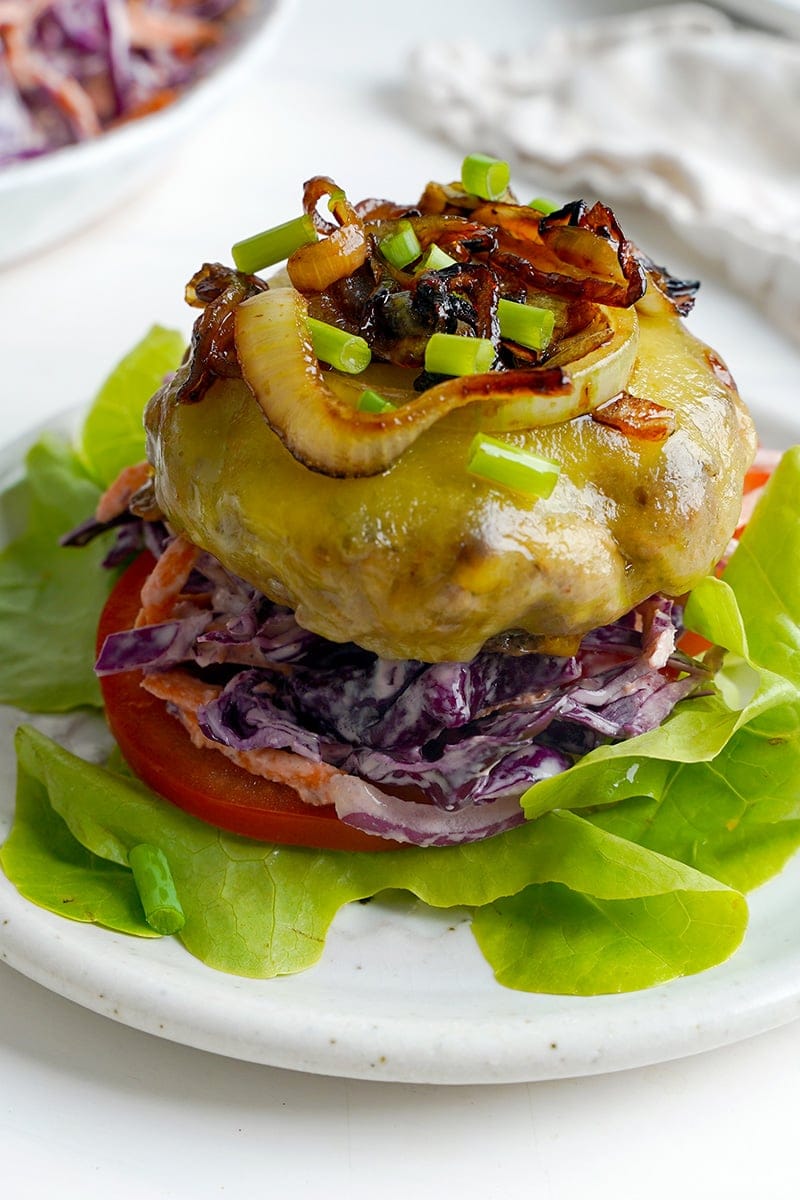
[1, 411, 800, 1086]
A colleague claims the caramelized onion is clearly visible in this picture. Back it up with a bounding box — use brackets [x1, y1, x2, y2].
[470, 200, 544, 243]
[592, 392, 676, 442]
[636, 259, 700, 318]
[540, 200, 646, 306]
[354, 197, 421, 221]
[235, 288, 639, 477]
[364, 261, 500, 368]
[416, 179, 492, 214]
[538, 310, 613, 368]
[174, 263, 267, 405]
[464, 197, 647, 308]
[287, 176, 368, 292]
[281, 184, 647, 365]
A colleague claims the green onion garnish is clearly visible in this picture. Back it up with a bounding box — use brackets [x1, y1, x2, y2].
[232, 213, 318, 274]
[415, 243, 457, 273]
[498, 298, 555, 351]
[128, 844, 185, 935]
[461, 153, 510, 201]
[380, 219, 422, 270]
[307, 317, 371, 374]
[467, 433, 560, 498]
[528, 197, 559, 215]
[358, 388, 396, 414]
[424, 332, 495, 377]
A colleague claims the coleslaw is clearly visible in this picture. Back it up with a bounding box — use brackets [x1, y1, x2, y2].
[0, 0, 246, 166]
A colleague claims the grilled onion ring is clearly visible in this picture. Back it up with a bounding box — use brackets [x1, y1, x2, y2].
[235, 288, 639, 477]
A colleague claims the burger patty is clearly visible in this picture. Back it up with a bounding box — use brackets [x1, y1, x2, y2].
[146, 297, 756, 662]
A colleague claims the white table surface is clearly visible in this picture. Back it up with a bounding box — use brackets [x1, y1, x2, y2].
[3, 1, 800, 1196]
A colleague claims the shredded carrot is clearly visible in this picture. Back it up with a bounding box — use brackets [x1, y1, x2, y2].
[112, 88, 179, 126]
[141, 670, 341, 807]
[675, 629, 713, 659]
[126, 1, 222, 51]
[95, 462, 153, 524]
[4, 19, 101, 139]
[136, 535, 200, 627]
[140, 668, 222, 711]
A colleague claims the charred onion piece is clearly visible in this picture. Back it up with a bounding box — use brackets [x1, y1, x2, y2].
[354, 197, 421, 221]
[399, 214, 498, 261]
[235, 288, 639, 477]
[479, 306, 638, 432]
[287, 176, 369, 292]
[472, 198, 646, 308]
[538, 310, 614, 368]
[539, 201, 646, 306]
[416, 179, 513, 214]
[184, 261, 263, 308]
[636, 256, 700, 317]
[174, 263, 267, 405]
[592, 392, 676, 442]
[363, 261, 500, 367]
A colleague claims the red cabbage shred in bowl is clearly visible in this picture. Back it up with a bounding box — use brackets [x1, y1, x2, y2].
[0, 0, 246, 166]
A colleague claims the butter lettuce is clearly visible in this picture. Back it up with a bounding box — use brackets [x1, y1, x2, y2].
[3, 724, 747, 991]
[0, 336, 799, 995]
[0, 326, 184, 711]
[77, 325, 185, 489]
[4, 734, 157, 938]
[0, 438, 108, 710]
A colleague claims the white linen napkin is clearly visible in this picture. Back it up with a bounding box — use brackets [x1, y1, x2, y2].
[408, 4, 800, 343]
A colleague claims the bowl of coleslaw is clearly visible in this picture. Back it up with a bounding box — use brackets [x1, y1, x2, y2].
[0, 0, 292, 268]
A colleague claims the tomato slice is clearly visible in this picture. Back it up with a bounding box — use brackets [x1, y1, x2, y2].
[97, 552, 400, 851]
[675, 628, 713, 659]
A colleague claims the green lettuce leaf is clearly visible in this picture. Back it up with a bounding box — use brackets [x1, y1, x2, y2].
[586, 448, 800, 893]
[721, 444, 800, 685]
[472, 884, 746, 995]
[0, 325, 184, 712]
[2, 725, 747, 992]
[77, 326, 185, 488]
[518, 574, 793, 826]
[1, 737, 157, 937]
[587, 703, 800, 894]
[0, 438, 108, 710]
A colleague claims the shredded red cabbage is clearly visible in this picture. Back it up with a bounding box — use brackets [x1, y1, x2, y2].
[94, 538, 710, 837]
[0, 1, 244, 167]
[329, 778, 533, 848]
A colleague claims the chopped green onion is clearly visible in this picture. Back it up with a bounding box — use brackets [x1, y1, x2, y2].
[358, 388, 396, 414]
[232, 213, 318, 274]
[380, 219, 422, 269]
[415, 243, 457, 273]
[128, 844, 185, 935]
[467, 433, 560, 498]
[307, 317, 371, 374]
[424, 332, 495, 377]
[528, 197, 559, 215]
[498, 298, 555, 351]
[461, 153, 510, 201]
